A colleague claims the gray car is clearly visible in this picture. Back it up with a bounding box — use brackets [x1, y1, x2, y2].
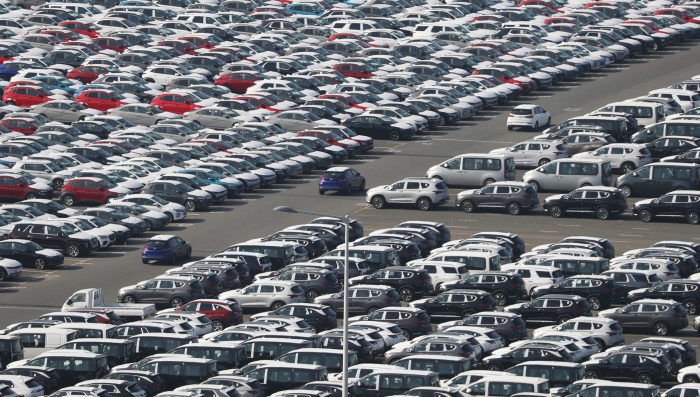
[315, 285, 402, 315]
[366, 177, 450, 211]
[32, 101, 102, 123]
[267, 110, 334, 133]
[149, 124, 199, 144]
[383, 338, 476, 365]
[351, 307, 432, 340]
[117, 276, 206, 307]
[183, 107, 252, 130]
[102, 202, 169, 231]
[273, 269, 341, 302]
[219, 280, 307, 310]
[455, 181, 540, 215]
[108, 104, 182, 126]
[562, 132, 616, 155]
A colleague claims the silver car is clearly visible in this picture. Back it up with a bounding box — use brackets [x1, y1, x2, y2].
[218, 280, 306, 310]
[490, 140, 569, 168]
[426, 154, 516, 187]
[32, 100, 103, 123]
[522, 158, 613, 192]
[108, 104, 182, 126]
[266, 110, 336, 133]
[184, 107, 256, 130]
[365, 177, 450, 211]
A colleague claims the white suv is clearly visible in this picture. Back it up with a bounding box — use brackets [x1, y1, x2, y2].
[572, 143, 652, 174]
[533, 317, 625, 351]
[0, 375, 43, 397]
[408, 261, 469, 292]
[500, 264, 564, 296]
[142, 66, 207, 86]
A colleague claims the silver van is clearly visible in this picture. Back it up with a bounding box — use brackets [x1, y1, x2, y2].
[522, 159, 612, 192]
[426, 154, 516, 187]
[9, 329, 79, 359]
[594, 101, 665, 128]
[631, 120, 700, 144]
[426, 251, 501, 274]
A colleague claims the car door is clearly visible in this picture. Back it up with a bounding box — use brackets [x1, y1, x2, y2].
[650, 165, 676, 194]
[522, 298, 546, 322]
[85, 181, 104, 202]
[137, 279, 160, 302]
[237, 285, 259, 308]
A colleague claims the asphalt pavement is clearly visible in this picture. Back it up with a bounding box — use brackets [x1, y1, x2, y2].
[1, 42, 700, 387]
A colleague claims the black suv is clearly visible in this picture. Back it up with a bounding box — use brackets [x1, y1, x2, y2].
[603, 270, 660, 303]
[459, 312, 528, 346]
[0, 239, 64, 269]
[633, 190, 700, 225]
[354, 307, 432, 340]
[81, 208, 148, 236]
[533, 275, 619, 310]
[560, 236, 615, 258]
[256, 303, 337, 333]
[583, 351, 672, 384]
[504, 294, 592, 324]
[627, 280, 700, 314]
[348, 266, 433, 302]
[361, 239, 421, 265]
[543, 187, 628, 220]
[470, 232, 526, 259]
[409, 289, 496, 320]
[598, 299, 688, 336]
[9, 222, 98, 257]
[483, 346, 574, 371]
[442, 271, 526, 306]
[141, 180, 213, 211]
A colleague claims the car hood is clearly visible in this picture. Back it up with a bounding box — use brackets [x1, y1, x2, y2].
[544, 194, 564, 202]
[202, 184, 227, 193]
[634, 198, 653, 206]
[144, 210, 168, 220]
[81, 108, 104, 116]
[57, 208, 80, 217]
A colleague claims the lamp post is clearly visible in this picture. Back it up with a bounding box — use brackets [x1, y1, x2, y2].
[273, 206, 351, 397]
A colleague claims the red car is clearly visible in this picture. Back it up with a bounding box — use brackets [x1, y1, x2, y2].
[68, 309, 122, 325]
[60, 177, 125, 206]
[654, 8, 700, 23]
[233, 95, 280, 113]
[328, 33, 389, 48]
[2, 86, 54, 107]
[40, 29, 82, 42]
[172, 299, 243, 330]
[472, 69, 533, 92]
[178, 36, 217, 49]
[66, 66, 112, 84]
[0, 173, 52, 199]
[93, 37, 130, 53]
[333, 63, 375, 79]
[64, 41, 109, 54]
[158, 40, 198, 55]
[60, 21, 100, 38]
[0, 48, 14, 64]
[214, 72, 265, 93]
[319, 94, 368, 110]
[152, 93, 203, 114]
[75, 90, 129, 111]
[0, 118, 41, 135]
[519, 0, 563, 12]
[296, 131, 352, 151]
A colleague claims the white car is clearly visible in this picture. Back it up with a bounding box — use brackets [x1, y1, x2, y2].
[490, 339, 584, 362]
[533, 332, 600, 360]
[572, 143, 652, 173]
[328, 363, 403, 382]
[142, 66, 207, 86]
[247, 316, 312, 333]
[0, 375, 43, 397]
[501, 264, 564, 296]
[60, 217, 116, 248]
[506, 104, 551, 131]
[490, 139, 567, 167]
[406, 261, 469, 292]
[348, 321, 406, 348]
[112, 194, 187, 222]
[609, 258, 680, 281]
[153, 312, 213, 336]
[433, 325, 503, 354]
[649, 89, 700, 112]
[532, 317, 625, 351]
[441, 370, 508, 388]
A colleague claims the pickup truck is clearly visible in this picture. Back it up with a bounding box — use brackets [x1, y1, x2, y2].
[63, 288, 156, 322]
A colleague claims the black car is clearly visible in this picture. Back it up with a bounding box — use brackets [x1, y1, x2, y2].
[361, 239, 421, 265]
[257, 303, 337, 333]
[318, 333, 373, 361]
[483, 346, 573, 371]
[71, 122, 115, 140]
[533, 275, 619, 310]
[633, 190, 700, 224]
[543, 187, 628, 220]
[598, 299, 688, 336]
[342, 115, 415, 141]
[504, 294, 592, 324]
[0, 366, 62, 393]
[81, 208, 148, 236]
[78, 380, 145, 397]
[348, 266, 433, 302]
[560, 236, 615, 259]
[9, 222, 97, 258]
[583, 351, 672, 384]
[67, 146, 116, 165]
[410, 289, 497, 320]
[646, 137, 700, 160]
[460, 312, 528, 346]
[442, 271, 526, 306]
[604, 270, 661, 303]
[617, 164, 700, 198]
[109, 81, 155, 103]
[470, 232, 526, 259]
[636, 337, 697, 366]
[613, 343, 685, 374]
[141, 180, 213, 212]
[626, 280, 700, 314]
[19, 199, 73, 218]
[102, 370, 167, 396]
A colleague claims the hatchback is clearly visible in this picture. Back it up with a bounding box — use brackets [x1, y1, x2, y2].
[142, 235, 191, 265]
[319, 167, 365, 196]
[507, 104, 552, 130]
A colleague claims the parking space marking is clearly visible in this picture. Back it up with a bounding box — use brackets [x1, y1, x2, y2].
[619, 234, 643, 237]
[430, 138, 517, 144]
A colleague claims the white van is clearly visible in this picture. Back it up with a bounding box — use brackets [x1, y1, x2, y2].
[522, 158, 612, 192]
[500, 265, 564, 296]
[426, 153, 516, 187]
[50, 324, 117, 339]
[461, 375, 550, 397]
[407, 261, 469, 292]
[594, 101, 666, 127]
[9, 328, 79, 359]
[425, 251, 501, 273]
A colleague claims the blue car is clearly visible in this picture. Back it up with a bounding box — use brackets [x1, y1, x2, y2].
[0, 61, 42, 81]
[142, 234, 192, 264]
[179, 169, 244, 197]
[319, 166, 365, 195]
[286, 3, 325, 15]
[32, 76, 77, 95]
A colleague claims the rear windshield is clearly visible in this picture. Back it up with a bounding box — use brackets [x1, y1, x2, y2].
[387, 290, 399, 299]
[609, 322, 622, 331]
[291, 285, 304, 293]
[416, 313, 430, 321]
[148, 240, 169, 247]
[322, 172, 344, 178]
[435, 182, 447, 190]
[511, 109, 532, 115]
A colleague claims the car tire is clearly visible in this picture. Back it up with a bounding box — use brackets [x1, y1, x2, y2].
[585, 370, 600, 379]
[483, 178, 496, 186]
[654, 321, 668, 336]
[271, 301, 285, 310]
[345, 185, 352, 196]
[141, 97, 150, 104]
[687, 211, 700, 225]
[399, 287, 414, 302]
[460, 199, 478, 214]
[65, 243, 80, 258]
[527, 181, 540, 191]
[224, 84, 233, 92]
[319, 189, 325, 195]
[621, 162, 635, 174]
[53, 179, 64, 190]
[638, 208, 653, 222]
[507, 125, 513, 130]
[486, 364, 502, 371]
[416, 197, 431, 211]
[588, 296, 603, 310]
[122, 295, 137, 303]
[0, 269, 6, 281]
[401, 328, 412, 340]
[185, 200, 196, 212]
[538, 158, 550, 166]
[76, 78, 84, 84]
[594, 338, 606, 351]
[170, 298, 184, 308]
[306, 289, 319, 303]
[651, 41, 659, 51]
[389, 130, 401, 141]
[144, 220, 153, 231]
[308, 324, 318, 334]
[684, 375, 700, 383]
[620, 185, 632, 197]
[166, 213, 174, 223]
[683, 300, 698, 315]
[546, 117, 551, 126]
[212, 320, 224, 332]
[507, 202, 521, 215]
[461, 310, 475, 319]
[596, 206, 611, 220]
[533, 122, 539, 131]
[5, 100, 14, 106]
[360, 181, 365, 192]
[549, 204, 564, 218]
[62, 194, 78, 206]
[371, 196, 386, 209]
[493, 291, 507, 306]
[34, 258, 46, 269]
[185, 249, 191, 259]
[366, 306, 378, 315]
[636, 372, 653, 384]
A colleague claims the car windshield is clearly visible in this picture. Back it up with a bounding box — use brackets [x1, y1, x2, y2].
[73, 219, 95, 231]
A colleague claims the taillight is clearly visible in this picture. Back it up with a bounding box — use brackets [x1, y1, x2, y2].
[338, 178, 346, 181]
[321, 282, 331, 286]
[525, 115, 533, 118]
[288, 294, 299, 298]
[320, 177, 326, 181]
[553, 151, 563, 155]
[433, 191, 443, 194]
[665, 272, 675, 276]
[671, 313, 684, 318]
[509, 326, 518, 330]
[611, 200, 624, 204]
[187, 290, 195, 294]
[523, 195, 533, 199]
[606, 332, 617, 336]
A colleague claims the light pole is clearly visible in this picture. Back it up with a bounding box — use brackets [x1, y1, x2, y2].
[273, 206, 351, 397]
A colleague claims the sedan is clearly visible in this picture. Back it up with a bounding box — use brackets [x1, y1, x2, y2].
[184, 107, 257, 129]
[267, 110, 336, 133]
[108, 104, 182, 126]
[32, 100, 103, 123]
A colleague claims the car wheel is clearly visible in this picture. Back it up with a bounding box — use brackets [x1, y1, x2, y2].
[166, 213, 174, 223]
[75, 78, 84, 84]
[461, 310, 475, 319]
[596, 206, 611, 220]
[141, 97, 151, 104]
[533, 121, 539, 131]
[77, 116, 86, 121]
[305, 289, 318, 303]
[185, 200, 196, 212]
[319, 189, 325, 195]
[549, 204, 564, 218]
[492, 291, 507, 306]
[621, 162, 635, 174]
[366, 306, 378, 315]
[345, 185, 352, 196]
[687, 211, 700, 225]
[654, 321, 668, 336]
[389, 130, 401, 141]
[170, 298, 184, 308]
[483, 178, 496, 186]
[34, 258, 46, 269]
[65, 243, 80, 258]
[0, 75, 7, 82]
[212, 320, 224, 332]
[486, 364, 502, 371]
[53, 179, 64, 189]
[594, 338, 606, 351]
[271, 301, 285, 310]
[588, 296, 602, 310]
[507, 202, 521, 215]
[507, 125, 513, 130]
[683, 300, 698, 315]
[685, 375, 700, 383]
[5, 100, 14, 105]
[416, 197, 431, 211]
[224, 84, 233, 92]
[401, 328, 412, 340]
[496, 333, 508, 346]
[308, 324, 318, 334]
[185, 249, 191, 260]
[371, 196, 386, 209]
[546, 116, 551, 126]
[122, 295, 137, 304]
[435, 283, 444, 293]
[636, 372, 653, 384]
[461, 200, 475, 213]
[399, 287, 414, 302]
[25, 192, 37, 200]
[0, 269, 6, 281]
[638, 208, 653, 222]
[556, 315, 572, 324]
[651, 41, 659, 51]
[144, 220, 153, 231]
[360, 181, 365, 191]
[527, 181, 540, 191]
[620, 185, 632, 197]
[538, 158, 550, 166]
[585, 370, 600, 379]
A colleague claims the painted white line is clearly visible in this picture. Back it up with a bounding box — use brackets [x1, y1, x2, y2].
[540, 230, 559, 233]
[430, 139, 517, 143]
[631, 228, 651, 230]
[619, 234, 642, 237]
[557, 224, 581, 227]
[209, 212, 225, 213]
[0, 305, 58, 309]
[564, 108, 582, 111]
[445, 226, 472, 229]
[188, 213, 200, 216]
[21, 270, 51, 273]
[176, 223, 194, 226]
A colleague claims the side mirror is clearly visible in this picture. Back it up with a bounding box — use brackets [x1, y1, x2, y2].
[503, 354, 513, 358]
[111, 98, 116, 102]
[602, 360, 610, 364]
[648, 144, 655, 148]
[563, 194, 571, 199]
[99, 187, 105, 191]
[632, 172, 639, 177]
[653, 199, 660, 204]
[138, 285, 147, 289]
